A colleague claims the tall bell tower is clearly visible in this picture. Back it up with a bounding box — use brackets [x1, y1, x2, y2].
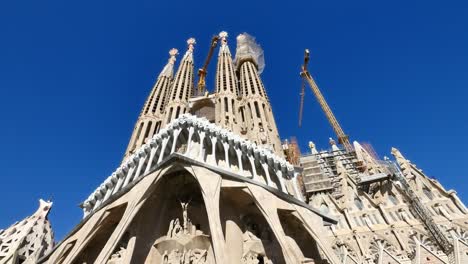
[234, 33, 283, 156]
[124, 49, 178, 159]
[163, 38, 196, 127]
[214, 31, 240, 133]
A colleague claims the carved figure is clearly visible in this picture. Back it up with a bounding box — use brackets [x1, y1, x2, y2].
[190, 248, 207, 263]
[171, 218, 183, 238]
[259, 127, 267, 144]
[107, 247, 126, 264]
[161, 248, 207, 264]
[242, 252, 259, 264]
[179, 199, 191, 234]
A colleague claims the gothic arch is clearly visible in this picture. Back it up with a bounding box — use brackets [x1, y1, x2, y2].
[277, 209, 325, 262]
[71, 203, 128, 264]
[219, 187, 286, 264]
[120, 167, 215, 264]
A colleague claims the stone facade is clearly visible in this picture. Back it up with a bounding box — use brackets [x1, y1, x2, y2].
[296, 140, 468, 264]
[3, 31, 467, 264]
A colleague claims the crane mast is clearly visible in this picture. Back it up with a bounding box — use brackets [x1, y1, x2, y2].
[196, 36, 220, 95]
[300, 49, 353, 152]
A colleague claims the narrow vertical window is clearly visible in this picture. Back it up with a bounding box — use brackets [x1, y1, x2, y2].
[167, 108, 173, 123]
[224, 97, 229, 113]
[175, 106, 181, 119]
[254, 102, 261, 118]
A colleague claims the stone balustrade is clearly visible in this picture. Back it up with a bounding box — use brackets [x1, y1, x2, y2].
[81, 114, 302, 217]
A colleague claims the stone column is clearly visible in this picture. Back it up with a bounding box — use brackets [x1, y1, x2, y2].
[144, 146, 158, 174]
[190, 165, 227, 264]
[223, 141, 230, 168]
[157, 137, 169, 163]
[210, 136, 218, 165]
[248, 154, 258, 180]
[185, 126, 195, 155]
[247, 184, 298, 263]
[122, 165, 136, 188]
[134, 153, 147, 179]
[276, 169, 287, 193]
[170, 128, 181, 153]
[198, 130, 206, 161]
[103, 181, 114, 202]
[223, 207, 243, 264]
[261, 161, 273, 187]
[112, 170, 125, 195]
[235, 147, 243, 173]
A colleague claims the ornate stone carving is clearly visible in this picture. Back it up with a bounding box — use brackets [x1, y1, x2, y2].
[83, 114, 299, 217]
[154, 200, 211, 263]
[161, 248, 207, 264]
[107, 247, 126, 264]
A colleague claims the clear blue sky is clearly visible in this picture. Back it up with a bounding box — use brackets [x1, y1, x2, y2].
[1, 0, 467, 241]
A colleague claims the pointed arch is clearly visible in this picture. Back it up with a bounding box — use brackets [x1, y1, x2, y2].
[71, 203, 128, 264]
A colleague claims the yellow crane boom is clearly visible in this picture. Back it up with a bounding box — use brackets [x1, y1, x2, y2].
[299, 49, 353, 152]
[197, 35, 220, 95]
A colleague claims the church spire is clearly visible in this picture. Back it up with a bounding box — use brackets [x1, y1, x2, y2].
[215, 31, 240, 131]
[163, 38, 196, 126]
[0, 199, 54, 263]
[124, 49, 178, 159]
[235, 33, 283, 156]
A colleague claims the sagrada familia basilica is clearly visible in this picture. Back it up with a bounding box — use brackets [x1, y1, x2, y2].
[1, 32, 468, 264]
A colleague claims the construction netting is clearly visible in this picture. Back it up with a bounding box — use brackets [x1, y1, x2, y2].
[234, 33, 265, 74]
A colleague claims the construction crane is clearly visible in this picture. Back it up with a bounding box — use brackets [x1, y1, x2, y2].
[299, 49, 353, 152]
[196, 35, 220, 95]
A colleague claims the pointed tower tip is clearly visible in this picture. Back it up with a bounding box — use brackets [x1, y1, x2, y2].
[169, 48, 179, 57]
[219, 31, 228, 39]
[39, 198, 53, 208]
[168, 48, 178, 64]
[37, 199, 53, 217]
[159, 48, 178, 78]
[187, 38, 196, 49]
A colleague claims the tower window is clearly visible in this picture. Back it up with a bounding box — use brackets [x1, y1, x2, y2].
[254, 102, 261, 118]
[175, 106, 181, 119]
[388, 194, 398, 205]
[167, 108, 173, 123]
[423, 187, 434, 200]
[144, 121, 153, 142]
[354, 198, 364, 210]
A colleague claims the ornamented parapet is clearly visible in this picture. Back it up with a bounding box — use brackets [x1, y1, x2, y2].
[82, 114, 301, 217]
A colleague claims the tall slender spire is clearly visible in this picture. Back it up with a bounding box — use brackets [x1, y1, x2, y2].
[235, 33, 283, 156]
[124, 49, 178, 159]
[163, 38, 196, 126]
[215, 31, 240, 132]
[0, 199, 54, 263]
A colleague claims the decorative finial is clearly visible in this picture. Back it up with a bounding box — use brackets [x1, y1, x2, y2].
[219, 31, 228, 45]
[308, 141, 316, 150]
[168, 48, 178, 64]
[219, 31, 228, 38]
[187, 38, 196, 51]
[329, 137, 336, 146]
[309, 141, 318, 154]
